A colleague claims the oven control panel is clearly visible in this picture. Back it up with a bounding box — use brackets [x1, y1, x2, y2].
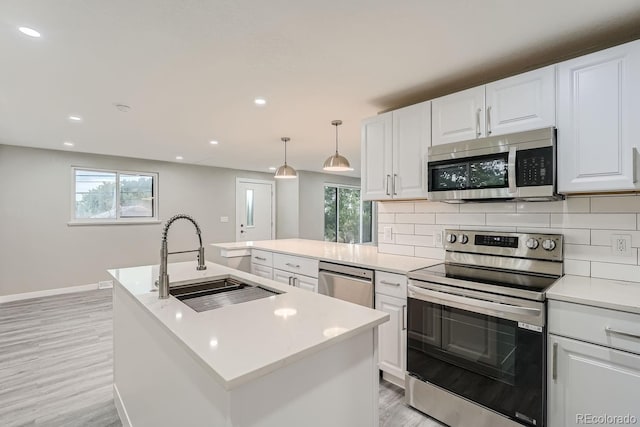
[444, 229, 563, 261]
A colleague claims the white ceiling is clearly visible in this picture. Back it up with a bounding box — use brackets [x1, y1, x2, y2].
[2, 1, 640, 177]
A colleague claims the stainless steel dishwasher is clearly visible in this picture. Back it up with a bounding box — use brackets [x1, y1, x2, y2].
[317, 261, 374, 308]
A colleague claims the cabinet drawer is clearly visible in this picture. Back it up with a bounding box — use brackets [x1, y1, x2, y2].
[251, 249, 273, 267]
[375, 271, 407, 299]
[251, 263, 273, 280]
[549, 300, 640, 355]
[273, 253, 319, 278]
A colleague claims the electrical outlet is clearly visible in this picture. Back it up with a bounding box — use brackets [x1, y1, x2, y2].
[611, 234, 632, 257]
[434, 230, 444, 247]
[383, 226, 393, 243]
[98, 280, 113, 289]
[220, 216, 229, 223]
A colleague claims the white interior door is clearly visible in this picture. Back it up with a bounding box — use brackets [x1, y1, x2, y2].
[236, 179, 275, 242]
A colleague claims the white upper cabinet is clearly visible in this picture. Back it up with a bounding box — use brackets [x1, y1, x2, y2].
[432, 66, 555, 146]
[485, 65, 555, 136]
[362, 102, 430, 201]
[432, 87, 485, 146]
[361, 112, 393, 200]
[557, 40, 640, 193]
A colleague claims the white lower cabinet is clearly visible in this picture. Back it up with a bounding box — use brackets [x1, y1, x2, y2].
[273, 268, 317, 293]
[251, 263, 273, 279]
[548, 300, 640, 426]
[375, 271, 408, 385]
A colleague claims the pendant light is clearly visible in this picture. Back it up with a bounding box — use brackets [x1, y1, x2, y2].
[323, 120, 353, 172]
[274, 137, 297, 179]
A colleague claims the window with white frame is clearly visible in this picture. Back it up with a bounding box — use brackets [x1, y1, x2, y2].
[324, 184, 374, 244]
[71, 168, 158, 223]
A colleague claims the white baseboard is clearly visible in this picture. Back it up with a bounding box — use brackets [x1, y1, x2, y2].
[113, 384, 132, 427]
[0, 283, 101, 304]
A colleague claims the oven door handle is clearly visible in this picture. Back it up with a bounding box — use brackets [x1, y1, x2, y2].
[408, 285, 541, 318]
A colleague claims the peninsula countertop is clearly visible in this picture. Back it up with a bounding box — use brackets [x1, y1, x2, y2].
[211, 238, 441, 274]
[546, 274, 640, 314]
[108, 261, 389, 390]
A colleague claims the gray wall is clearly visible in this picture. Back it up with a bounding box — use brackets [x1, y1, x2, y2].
[275, 179, 299, 239]
[298, 171, 361, 241]
[0, 144, 273, 296]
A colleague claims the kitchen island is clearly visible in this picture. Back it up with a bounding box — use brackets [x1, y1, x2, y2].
[108, 261, 388, 427]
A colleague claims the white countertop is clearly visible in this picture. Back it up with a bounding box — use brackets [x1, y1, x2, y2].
[547, 275, 640, 314]
[211, 238, 441, 274]
[108, 261, 388, 390]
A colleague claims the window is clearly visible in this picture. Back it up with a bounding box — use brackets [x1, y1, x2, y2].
[71, 168, 158, 223]
[324, 184, 374, 244]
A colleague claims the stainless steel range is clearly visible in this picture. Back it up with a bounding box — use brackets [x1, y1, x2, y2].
[406, 229, 563, 427]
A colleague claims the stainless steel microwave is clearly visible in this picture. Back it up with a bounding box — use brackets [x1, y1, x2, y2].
[427, 127, 562, 202]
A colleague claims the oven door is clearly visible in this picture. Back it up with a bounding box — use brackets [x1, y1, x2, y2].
[407, 283, 545, 427]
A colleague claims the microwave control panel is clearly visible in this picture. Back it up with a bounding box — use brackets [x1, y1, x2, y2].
[516, 147, 553, 187]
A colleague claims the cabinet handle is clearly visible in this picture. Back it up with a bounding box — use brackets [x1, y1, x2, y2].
[402, 305, 407, 331]
[254, 256, 267, 261]
[475, 108, 482, 138]
[288, 276, 293, 286]
[633, 147, 639, 183]
[285, 263, 300, 269]
[605, 326, 640, 340]
[386, 174, 391, 196]
[393, 174, 398, 195]
[294, 277, 299, 287]
[486, 105, 492, 135]
[552, 342, 558, 380]
[380, 280, 401, 287]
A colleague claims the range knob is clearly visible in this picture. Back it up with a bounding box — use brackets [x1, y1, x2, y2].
[542, 239, 556, 251]
[526, 238, 539, 249]
[458, 234, 469, 244]
[445, 233, 456, 244]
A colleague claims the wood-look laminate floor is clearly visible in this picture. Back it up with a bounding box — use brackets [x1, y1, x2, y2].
[1, 289, 444, 427]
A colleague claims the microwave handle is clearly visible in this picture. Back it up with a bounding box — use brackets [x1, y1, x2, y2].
[507, 147, 517, 194]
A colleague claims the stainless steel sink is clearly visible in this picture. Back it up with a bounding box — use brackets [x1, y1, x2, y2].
[170, 278, 281, 312]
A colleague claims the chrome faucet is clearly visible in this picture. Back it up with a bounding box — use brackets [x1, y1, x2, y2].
[158, 214, 207, 299]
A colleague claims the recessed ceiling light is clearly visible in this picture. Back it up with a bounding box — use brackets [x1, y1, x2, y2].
[268, 167, 276, 171]
[254, 97, 267, 106]
[68, 115, 82, 122]
[63, 141, 74, 147]
[114, 103, 131, 113]
[175, 156, 183, 160]
[209, 140, 219, 145]
[18, 27, 41, 38]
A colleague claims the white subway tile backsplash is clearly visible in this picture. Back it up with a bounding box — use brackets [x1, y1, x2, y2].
[378, 213, 395, 223]
[591, 262, 640, 282]
[591, 230, 640, 248]
[590, 195, 640, 213]
[395, 213, 436, 224]
[376, 198, 640, 283]
[460, 202, 516, 213]
[395, 234, 434, 247]
[564, 244, 638, 265]
[486, 213, 550, 227]
[377, 243, 415, 257]
[516, 197, 590, 213]
[414, 201, 459, 213]
[414, 246, 445, 260]
[551, 214, 637, 230]
[516, 227, 591, 245]
[436, 213, 485, 226]
[564, 260, 591, 277]
[378, 201, 415, 213]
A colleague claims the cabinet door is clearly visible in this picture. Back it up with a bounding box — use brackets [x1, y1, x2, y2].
[548, 335, 640, 427]
[273, 269, 293, 286]
[361, 112, 393, 200]
[376, 293, 406, 380]
[294, 275, 318, 293]
[251, 263, 273, 280]
[557, 40, 640, 193]
[432, 86, 485, 146]
[485, 65, 555, 136]
[392, 102, 431, 199]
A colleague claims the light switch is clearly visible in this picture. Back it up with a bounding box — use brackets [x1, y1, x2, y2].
[220, 216, 229, 223]
[383, 226, 393, 242]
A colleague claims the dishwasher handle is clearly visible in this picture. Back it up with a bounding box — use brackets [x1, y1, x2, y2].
[318, 270, 373, 285]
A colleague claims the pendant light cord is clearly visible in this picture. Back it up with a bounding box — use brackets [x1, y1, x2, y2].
[335, 124, 339, 154]
[284, 140, 288, 165]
